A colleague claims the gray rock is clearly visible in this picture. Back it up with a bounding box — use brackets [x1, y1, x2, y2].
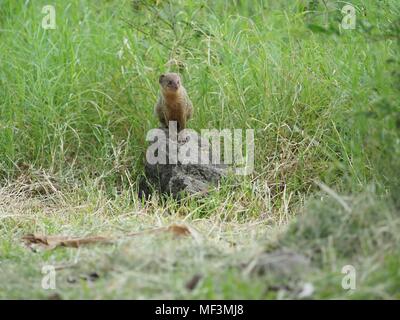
[139, 128, 227, 199]
[245, 249, 310, 277]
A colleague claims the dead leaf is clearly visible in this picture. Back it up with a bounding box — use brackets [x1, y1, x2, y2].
[185, 274, 203, 291]
[22, 234, 113, 249]
[126, 224, 193, 238]
[47, 293, 62, 300]
[80, 272, 100, 282]
[22, 223, 195, 250]
[166, 224, 192, 238]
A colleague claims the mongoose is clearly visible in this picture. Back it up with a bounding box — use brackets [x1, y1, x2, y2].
[154, 73, 193, 132]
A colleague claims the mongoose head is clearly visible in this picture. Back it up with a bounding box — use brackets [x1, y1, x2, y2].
[159, 73, 181, 93]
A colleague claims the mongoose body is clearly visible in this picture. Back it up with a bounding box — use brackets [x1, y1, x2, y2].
[154, 73, 193, 132]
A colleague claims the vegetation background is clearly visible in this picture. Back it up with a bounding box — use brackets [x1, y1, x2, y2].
[0, 0, 399, 299]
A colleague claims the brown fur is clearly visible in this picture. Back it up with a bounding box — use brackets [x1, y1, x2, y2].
[154, 73, 193, 131]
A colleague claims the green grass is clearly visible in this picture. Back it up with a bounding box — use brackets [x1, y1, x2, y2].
[0, 0, 399, 299]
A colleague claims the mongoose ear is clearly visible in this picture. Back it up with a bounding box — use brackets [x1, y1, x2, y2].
[159, 74, 165, 84]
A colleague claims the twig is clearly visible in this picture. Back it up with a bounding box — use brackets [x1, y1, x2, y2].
[121, 18, 172, 51]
